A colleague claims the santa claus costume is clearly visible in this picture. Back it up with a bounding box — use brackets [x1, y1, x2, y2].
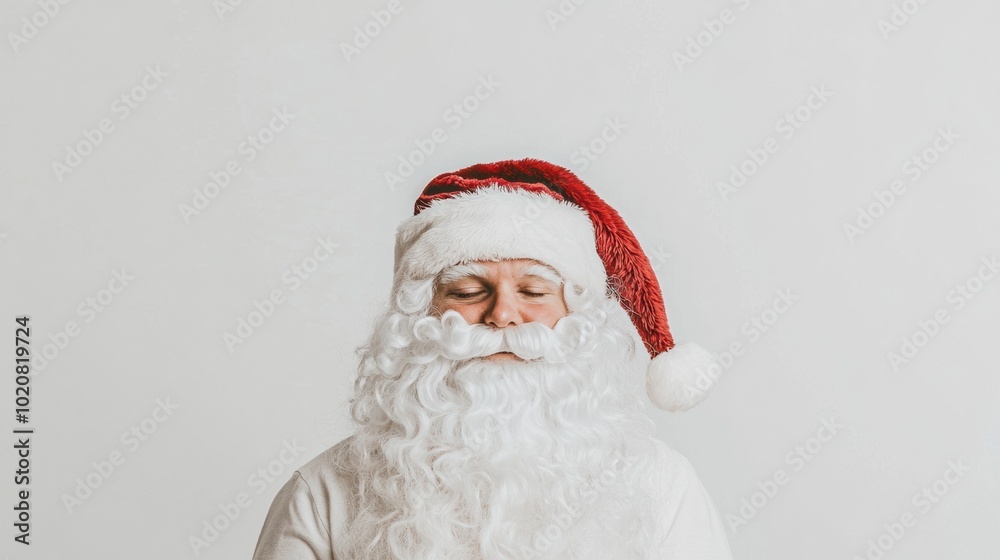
[251, 159, 733, 560]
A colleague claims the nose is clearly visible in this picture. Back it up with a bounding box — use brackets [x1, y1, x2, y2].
[484, 288, 522, 328]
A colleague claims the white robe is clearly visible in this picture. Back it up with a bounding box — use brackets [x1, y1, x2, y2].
[251, 436, 734, 560]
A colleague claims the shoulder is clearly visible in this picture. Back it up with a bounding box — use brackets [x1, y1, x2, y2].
[252, 436, 358, 560]
[640, 437, 734, 559]
[640, 436, 718, 507]
[295, 435, 356, 492]
[294, 436, 358, 536]
[640, 436, 700, 492]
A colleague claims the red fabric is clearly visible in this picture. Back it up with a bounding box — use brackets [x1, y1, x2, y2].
[414, 158, 675, 357]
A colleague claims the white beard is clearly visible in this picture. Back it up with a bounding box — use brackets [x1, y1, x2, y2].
[334, 297, 663, 560]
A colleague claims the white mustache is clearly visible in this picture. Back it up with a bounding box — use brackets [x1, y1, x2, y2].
[410, 310, 600, 363]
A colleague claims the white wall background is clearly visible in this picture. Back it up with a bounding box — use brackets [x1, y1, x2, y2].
[2, 1, 998, 559]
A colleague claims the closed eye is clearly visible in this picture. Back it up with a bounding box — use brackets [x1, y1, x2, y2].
[450, 291, 485, 300]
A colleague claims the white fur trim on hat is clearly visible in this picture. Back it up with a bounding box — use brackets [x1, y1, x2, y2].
[392, 185, 608, 302]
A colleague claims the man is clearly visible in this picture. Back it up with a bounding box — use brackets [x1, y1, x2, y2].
[252, 159, 732, 559]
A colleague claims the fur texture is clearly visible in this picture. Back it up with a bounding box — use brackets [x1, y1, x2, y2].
[393, 185, 607, 309]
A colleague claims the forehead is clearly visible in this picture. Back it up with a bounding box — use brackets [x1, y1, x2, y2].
[437, 259, 563, 285]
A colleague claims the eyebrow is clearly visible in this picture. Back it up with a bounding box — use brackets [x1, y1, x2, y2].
[522, 264, 563, 285]
[436, 262, 564, 287]
[437, 262, 490, 286]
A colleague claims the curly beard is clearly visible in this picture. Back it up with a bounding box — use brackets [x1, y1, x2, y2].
[332, 290, 663, 559]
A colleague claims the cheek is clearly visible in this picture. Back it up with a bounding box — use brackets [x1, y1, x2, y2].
[459, 306, 485, 324]
[542, 301, 569, 328]
[437, 301, 482, 324]
[431, 293, 452, 313]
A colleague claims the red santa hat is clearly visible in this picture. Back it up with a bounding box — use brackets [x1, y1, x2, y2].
[391, 158, 719, 412]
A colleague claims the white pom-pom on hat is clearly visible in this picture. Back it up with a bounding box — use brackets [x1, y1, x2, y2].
[646, 342, 719, 413]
